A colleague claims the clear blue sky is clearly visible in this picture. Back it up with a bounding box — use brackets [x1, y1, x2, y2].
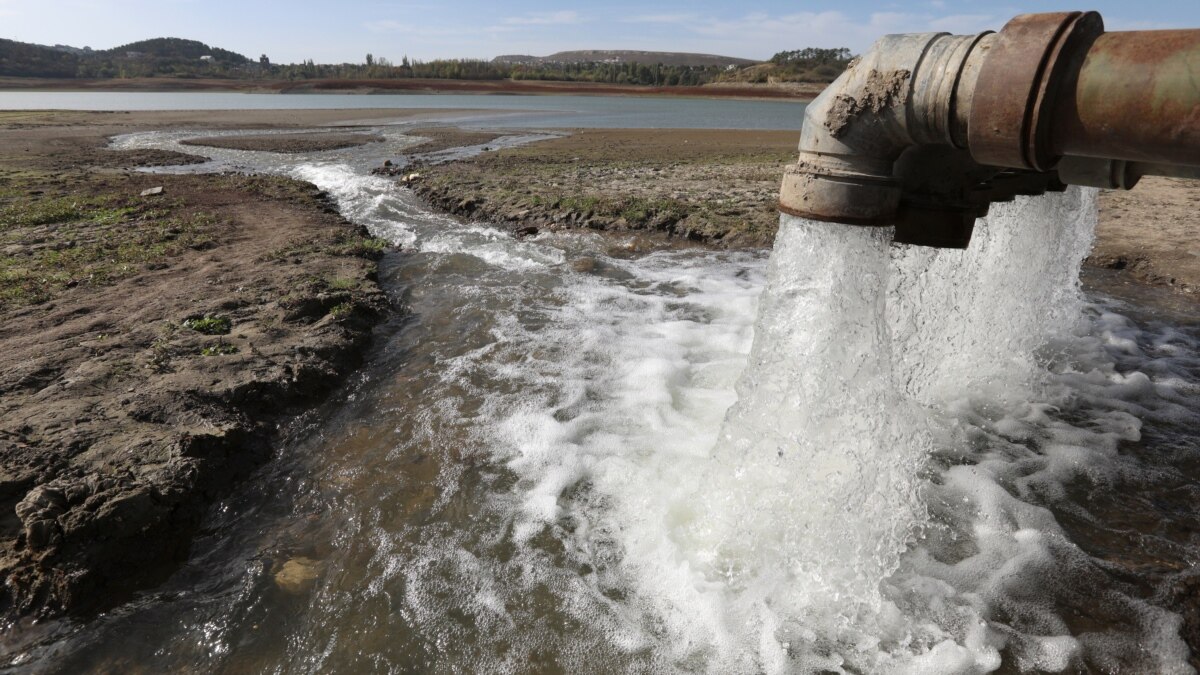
[1, 0, 1196, 64]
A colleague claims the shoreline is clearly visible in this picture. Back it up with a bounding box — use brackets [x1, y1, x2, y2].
[402, 128, 1200, 295]
[0, 76, 822, 101]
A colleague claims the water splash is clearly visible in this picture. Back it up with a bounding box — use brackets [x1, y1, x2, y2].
[533, 187, 1194, 673]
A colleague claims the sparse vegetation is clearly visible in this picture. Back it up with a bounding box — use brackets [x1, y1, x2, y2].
[0, 184, 223, 309]
[199, 343, 239, 356]
[183, 315, 232, 335]
[328, 234, 390, 258]
[1, 35, 848, 88]
[326, 277, 358, 291]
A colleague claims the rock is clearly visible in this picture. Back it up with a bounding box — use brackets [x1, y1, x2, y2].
[383, 159, 393, 167]
[274, 556, 321, 594]
[514, 226, 539, 238]
[140, 186, 164, 197]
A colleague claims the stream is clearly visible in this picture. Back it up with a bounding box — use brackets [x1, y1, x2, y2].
[9, 125, 1200, 673]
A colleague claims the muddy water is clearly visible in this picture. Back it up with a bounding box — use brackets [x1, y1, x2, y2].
[7, 129, 1200, 673]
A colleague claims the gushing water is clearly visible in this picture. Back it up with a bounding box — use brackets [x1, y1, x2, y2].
[16, 130, 1199, 674]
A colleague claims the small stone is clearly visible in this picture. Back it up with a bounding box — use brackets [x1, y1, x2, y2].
[274, 556, 321, 594]
[140, 186, 164, 197]
[25, 519, 57, 549]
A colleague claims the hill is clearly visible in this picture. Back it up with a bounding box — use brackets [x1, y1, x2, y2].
[0, 38, 81, 77]
[494, 50, 758, 68]
[105, 38, 249, 64]
[0, 37, 251, 78]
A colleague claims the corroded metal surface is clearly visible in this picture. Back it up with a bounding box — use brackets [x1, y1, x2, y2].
[779, 10, 1200, 249]
[1057, 30, 1200, 164]
[967, 11, 1104, 170]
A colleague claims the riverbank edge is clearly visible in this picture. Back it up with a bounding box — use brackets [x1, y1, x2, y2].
[0, 112, 451, 623]
[403, 129, 1199, 294]
[0, 76, 822, 101]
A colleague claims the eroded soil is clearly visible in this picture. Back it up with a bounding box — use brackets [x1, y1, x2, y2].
[412, 128, 798, 247]
[0, 111, 407, 619]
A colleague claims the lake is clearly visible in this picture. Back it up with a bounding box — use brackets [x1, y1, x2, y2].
[0, 91, 806, 130]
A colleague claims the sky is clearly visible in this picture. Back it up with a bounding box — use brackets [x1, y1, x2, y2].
[1, 0, 1196, 64]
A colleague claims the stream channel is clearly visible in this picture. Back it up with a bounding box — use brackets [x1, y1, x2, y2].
[8, 120, 1200, 673]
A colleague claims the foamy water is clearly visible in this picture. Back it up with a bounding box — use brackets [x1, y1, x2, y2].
[28, 130, 1196, 673]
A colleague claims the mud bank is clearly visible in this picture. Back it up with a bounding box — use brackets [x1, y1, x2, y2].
[408, 128, 1200, 291]
[409, 128, 797, 247]
[0, 110, 449, 619]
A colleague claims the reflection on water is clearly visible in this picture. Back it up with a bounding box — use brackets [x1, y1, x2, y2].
[6, 128, 1200, 674]
[0, 91, 805, 130]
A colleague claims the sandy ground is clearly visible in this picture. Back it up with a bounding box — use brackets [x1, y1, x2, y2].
[411, 128, 1200, 294]
[1090, 177, 1200, 292]
[0, 109, 480, 620]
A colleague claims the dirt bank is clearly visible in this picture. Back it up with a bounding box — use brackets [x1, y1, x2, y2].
[410, 128, 797, 247]
[408, 128, 1200, 292]
[1089, 177, 1200, 293]
[0, 109, 459, 620]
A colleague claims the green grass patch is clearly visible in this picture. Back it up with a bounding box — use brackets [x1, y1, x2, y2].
[184, 315, 232, 335]
[200, 343, 239, 356]
[0, 186, 222, 310]
[328, 234, 389, 258]
[326, 277, 358, 291]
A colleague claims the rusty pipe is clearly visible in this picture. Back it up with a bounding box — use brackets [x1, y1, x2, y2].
[1056, 30, 1200, 165]
[780, 11, 1200, 249]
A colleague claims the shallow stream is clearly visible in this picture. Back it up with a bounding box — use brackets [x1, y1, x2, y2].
[8, 126, 1200, 673]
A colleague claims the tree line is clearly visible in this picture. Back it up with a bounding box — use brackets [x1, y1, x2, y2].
[0, 37, 853, 85]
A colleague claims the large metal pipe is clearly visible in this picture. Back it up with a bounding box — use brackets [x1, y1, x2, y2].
[779, 11, 1200, 249]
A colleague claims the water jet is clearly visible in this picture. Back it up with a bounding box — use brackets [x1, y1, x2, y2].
[779, 11, 1200, 248]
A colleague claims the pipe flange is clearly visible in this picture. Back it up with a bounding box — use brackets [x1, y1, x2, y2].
[967, 11, 1104, 170]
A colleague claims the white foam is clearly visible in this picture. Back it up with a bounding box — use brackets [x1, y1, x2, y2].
[476, 188, 1196, 673]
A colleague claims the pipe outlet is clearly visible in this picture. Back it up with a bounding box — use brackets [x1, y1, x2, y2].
[779, 11, 1200, 249]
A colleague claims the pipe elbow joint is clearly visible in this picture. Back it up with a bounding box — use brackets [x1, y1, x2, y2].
[780, 11, 1200, 249]
[779, 38, 918, 225]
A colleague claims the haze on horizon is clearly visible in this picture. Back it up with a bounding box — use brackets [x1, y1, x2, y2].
[1, 0, 1194, 64]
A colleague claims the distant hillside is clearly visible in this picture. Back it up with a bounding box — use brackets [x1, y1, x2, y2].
[105, 38, 248, 64]
[713, 47, 853, 85]
[495, 50, 758, 68]
[0, 38, 80, 77]
[0, 37, 251, 78]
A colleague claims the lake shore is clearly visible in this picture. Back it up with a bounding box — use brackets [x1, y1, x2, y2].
[408, 128, 1200, 295]
[0, 76, 822, 101]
